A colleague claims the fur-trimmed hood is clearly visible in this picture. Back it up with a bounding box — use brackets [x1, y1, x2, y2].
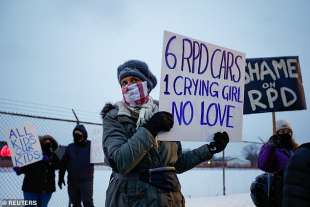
[101, 103, 117, 120]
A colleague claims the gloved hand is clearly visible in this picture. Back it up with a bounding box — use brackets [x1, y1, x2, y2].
[13, 167, 22, 175]
[142, 111, 174, 137]
[58, 177, 66, 189]
[208, 132, 229, 154]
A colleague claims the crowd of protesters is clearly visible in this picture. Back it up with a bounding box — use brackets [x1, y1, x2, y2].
[12, 124, 94, 207]
[4, 59, 308, 207]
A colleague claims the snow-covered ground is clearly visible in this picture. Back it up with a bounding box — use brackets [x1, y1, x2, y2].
[1, 168, 260, 207]
[186, 193, 254, 207]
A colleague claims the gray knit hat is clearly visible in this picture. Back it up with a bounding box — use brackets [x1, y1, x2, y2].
[117, 60, 157, 92]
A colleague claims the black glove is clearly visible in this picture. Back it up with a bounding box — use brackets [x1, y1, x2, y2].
[13, 167, 22, 175]
[208, 132, 229, 154]
[142, 111, 174, 137]
[58, 177, 66, 189]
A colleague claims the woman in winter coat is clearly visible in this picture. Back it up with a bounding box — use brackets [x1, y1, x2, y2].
[14, 135, 60, 207]
[257, 120, 298, 207]
[101, 60, 229, 207]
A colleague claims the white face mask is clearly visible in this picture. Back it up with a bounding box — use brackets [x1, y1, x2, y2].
[122, 81, 149, 107]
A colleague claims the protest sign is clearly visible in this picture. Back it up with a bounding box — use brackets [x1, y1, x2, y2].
[90, 128, 105, 163]
[5, 123, 42, 167]
[158, 31, 246, 142]
[244, 56, 306, 114]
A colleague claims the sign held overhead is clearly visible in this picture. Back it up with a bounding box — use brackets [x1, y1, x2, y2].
[244, 56, 306, 114]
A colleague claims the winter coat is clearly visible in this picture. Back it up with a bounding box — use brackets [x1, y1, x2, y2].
[282, 143, 310, 207]
[59, 140, 94, 182]
[101, 104, 213, 207]
[18, 152, 60, 193]
[257, 143, 293, 173]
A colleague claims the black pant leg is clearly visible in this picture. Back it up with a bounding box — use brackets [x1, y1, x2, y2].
[68, 181, 82, 207]
[80, 180, 94, 207]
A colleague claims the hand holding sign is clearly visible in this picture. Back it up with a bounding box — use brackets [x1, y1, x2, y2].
[143, 111, 174, 137]
[13, 166, 23, 175]
[208, 132, 229, 154]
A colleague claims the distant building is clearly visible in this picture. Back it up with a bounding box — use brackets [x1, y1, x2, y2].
[197, 156, 252, 168]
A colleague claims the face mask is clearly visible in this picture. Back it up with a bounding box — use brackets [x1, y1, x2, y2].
[42, 142, 52, 152]
[122, 81, 149, 107]
[73, 133, 84, 144]
[279, 133, 292, 149]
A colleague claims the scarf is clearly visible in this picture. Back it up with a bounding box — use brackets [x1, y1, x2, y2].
[116, 97, 158, 127]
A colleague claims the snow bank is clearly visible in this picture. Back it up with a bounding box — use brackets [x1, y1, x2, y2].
[185, 193, 255, 207]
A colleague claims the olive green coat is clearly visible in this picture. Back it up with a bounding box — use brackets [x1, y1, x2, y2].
[102, 104, 213, 207]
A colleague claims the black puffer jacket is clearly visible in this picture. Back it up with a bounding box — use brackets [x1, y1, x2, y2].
[20, 153, 60, 193]
[282, 143, 310, 207]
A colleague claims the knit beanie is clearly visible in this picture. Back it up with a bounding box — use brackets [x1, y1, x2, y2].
[117, 60, 157, 92]
[276, 120, 292, 132]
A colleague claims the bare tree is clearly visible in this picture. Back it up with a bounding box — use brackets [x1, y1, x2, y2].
[242, 144, 260, 167]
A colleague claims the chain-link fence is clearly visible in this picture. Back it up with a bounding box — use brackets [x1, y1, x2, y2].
[0, 110, 263, 206]
[0, 111, 108, 207]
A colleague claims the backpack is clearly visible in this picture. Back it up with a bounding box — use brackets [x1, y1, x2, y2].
[250, 172, 283, 207]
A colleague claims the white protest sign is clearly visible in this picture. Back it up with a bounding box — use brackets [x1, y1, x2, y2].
[5, 123, 43, 167]
[158, 31, 246, 142]
[90, 128, 105, 163]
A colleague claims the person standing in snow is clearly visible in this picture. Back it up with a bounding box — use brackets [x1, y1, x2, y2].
[58, 124, 94, 207]
[256, 120, 298, 207]
[101, 59, 230, 207]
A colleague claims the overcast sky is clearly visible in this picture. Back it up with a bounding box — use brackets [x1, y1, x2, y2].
[1, 0, 309, 155]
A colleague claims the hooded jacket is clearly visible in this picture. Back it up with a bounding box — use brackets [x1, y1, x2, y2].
[59, 124, 94, 182]
[101, 103, 213, 207]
